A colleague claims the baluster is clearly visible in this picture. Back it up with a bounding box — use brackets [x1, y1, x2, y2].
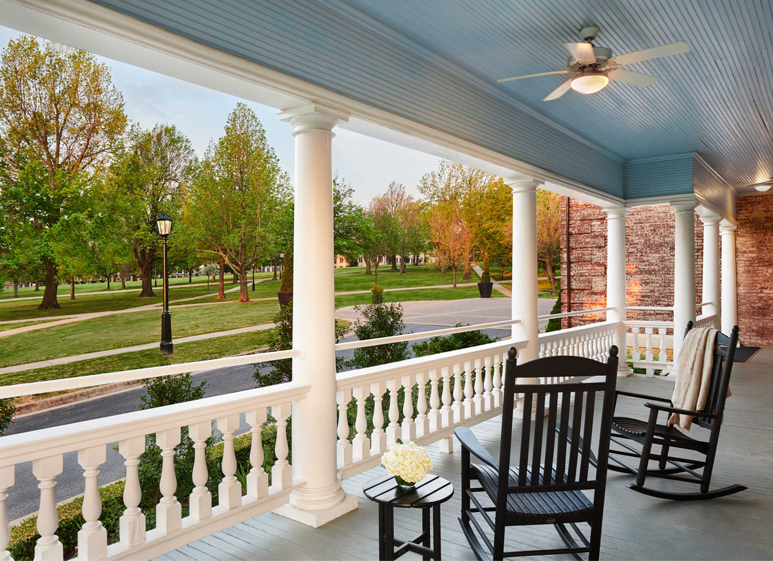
[483, 356, 493, 411]
[571, 336, 579, 357]
[336, 389, 353, 467]
[400, 375, 416, 442]
[271, 403, 292, 491]
[352, 386, 371, 461]
[119, 436, 145, 547]
[462, 360, 474, 419]
[472, 358, 484, 415]
[156, 428, 182, 533]
[0, 466, 12, 561]
[645, 327, 655, 377]
[187, 421, 212, 520]
[492, 357, 503, 407]
[632, 327, 640, 363]
[78, 446, 107, 560]
[440, 366, 453, 427]
[415, 373, 430, 438]
[386, 380, 401, 448]
[452, 363, 464, 423]
[658, 328, 667, 363]
[370, 382, 387, 454]
[245, 409, 269, 500]
[33, 455, 63, 560]
[428, 369, 441, 432]
[539, 342, 545, 359]
[580, 334, 588, 358]
[217, 415, 242, 510]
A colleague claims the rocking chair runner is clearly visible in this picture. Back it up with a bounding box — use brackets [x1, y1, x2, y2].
[456, 346, 619, 561]
[609, 322, 747, 500]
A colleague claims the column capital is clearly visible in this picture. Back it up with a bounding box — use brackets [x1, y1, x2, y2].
[719, 219, 737, 233]
[278, 103, 350, 136]
[671, 200, 696, 213]
[504, 177, 543, 193]
[602, 206, 628, 220]
[696, 206, 722, 225]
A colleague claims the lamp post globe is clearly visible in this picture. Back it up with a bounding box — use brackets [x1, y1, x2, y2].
[156, 214, 174, 355]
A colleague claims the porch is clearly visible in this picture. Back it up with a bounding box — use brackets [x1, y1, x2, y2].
[160, 350, 773, 561]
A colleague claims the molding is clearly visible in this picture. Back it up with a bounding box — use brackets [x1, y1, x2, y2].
[719, 219, 737, 234]
[626, 152, 697, 165]
[0, 0, 625, 208]
[624, 192, 695, 209]
[694, 154, 737, 194]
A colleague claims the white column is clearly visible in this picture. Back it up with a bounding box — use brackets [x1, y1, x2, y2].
[604, 207, 630, 375]
[506, 178, 542, 362]
[275, 103, 357, 527]
[720, 219, 738, 336]
[699, 210, 721, 328]
[672, 201, 697, 365]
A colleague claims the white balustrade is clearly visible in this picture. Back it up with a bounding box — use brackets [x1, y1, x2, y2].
[385, 381, 401, 448]
[400, 375, 415, 443]
[351, 386, 371, 461]
[624, 320, 674, 376]
[370, 382, 387, 454]
[452, 363, 464, 423]
[0, 382, 309, 561]
[336, 389, 353, 468]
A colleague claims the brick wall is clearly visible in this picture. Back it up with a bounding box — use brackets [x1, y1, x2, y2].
[560, 198, 704, 328]
[736, 194, 773, 347]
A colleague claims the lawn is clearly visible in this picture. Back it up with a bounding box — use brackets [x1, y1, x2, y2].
[333, 265, 478, 291]
[0, 299, 279, 369]
[0, 283, 229, 322]
[0, 272, 273, 300]
[334, 285, 505, 309]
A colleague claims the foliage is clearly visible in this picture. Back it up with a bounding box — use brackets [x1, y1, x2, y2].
[377, 182, 421, 273]
[546, 290, 563, 332]
[346, 285, 410, 369]
[365, 194, 400, 284]
[0, 35, 127, 309]
[427, 200, 471, 288]
[279, 242, 293, 293]
[185, 103, 291, 303]
[412, 325, 496, 357]
[480, 255, 491, 284]
[333, 176, 370, 264]
[536, 189, 561, 294]
[0, 397, 15, 435]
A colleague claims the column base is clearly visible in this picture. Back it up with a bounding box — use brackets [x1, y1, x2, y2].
[273, 493, 358, 528]
[617, 365, 633, 377]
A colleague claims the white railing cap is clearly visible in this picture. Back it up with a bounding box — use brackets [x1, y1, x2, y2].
[0, 381, 310, 467]
[624, 320, 675, 329]
[336, 338, 527, 391]
[537, 320, 619, 343]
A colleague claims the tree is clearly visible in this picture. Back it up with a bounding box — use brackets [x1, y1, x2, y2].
[366, 194, 400, 285]
[186, 104, 290, 303]
[333, 176, 369, 265]
[428, 200, 471, 288]
[379, 182, 420, 274]
[536, 189, 562, 293]
[114, 123, 193, 298]
[0, 36, 127, 309]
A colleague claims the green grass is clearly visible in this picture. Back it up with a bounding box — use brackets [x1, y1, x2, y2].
[0, 283, 229, 322]
[6, 328, 277, 402]
[332, 265, 477, 291]
[0, 272, 273, 300]
[0, 319, 58, 332]
[0, 300, 279, 369]
[334, 285, 505, 309]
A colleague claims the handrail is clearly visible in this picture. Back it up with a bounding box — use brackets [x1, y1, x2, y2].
[627, 306, 673, 311]
[624, 320, 674, 329]
[336, 338, 527, 392]
[335, 319, 523, 351]
[538, 320, 619, 342]
[0, 381, 310, 467]
[0, 348, 303, 399]
[538, 306, 614, 320]
[697, 301, 713, 307]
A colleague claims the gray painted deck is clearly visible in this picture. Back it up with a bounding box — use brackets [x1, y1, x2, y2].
[156, 349, 773, 560]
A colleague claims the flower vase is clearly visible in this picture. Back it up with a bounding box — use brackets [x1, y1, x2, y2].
[394, 475, 415, 488]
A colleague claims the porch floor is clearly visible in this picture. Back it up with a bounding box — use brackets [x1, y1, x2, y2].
[157, 350, 773, 561]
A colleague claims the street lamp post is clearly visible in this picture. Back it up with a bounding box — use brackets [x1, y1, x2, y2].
[279, 251, 285, 280]
[156, 214, 173, 355]
[252, 263, 256, 291]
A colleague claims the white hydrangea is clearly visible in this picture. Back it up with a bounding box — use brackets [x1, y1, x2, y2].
[381, 441, 433, 485]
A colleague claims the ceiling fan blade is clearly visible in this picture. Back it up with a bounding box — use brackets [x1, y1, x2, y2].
[498, 70, 570, 83]
[543, 79, 573, 101]
[610, 41, 690, 66]
[608, 68, 659, 87]
[565, 42, 596, 64]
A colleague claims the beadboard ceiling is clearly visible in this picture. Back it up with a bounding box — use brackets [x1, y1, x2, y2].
[343, 0, 773, 194]
[84, 0, 772, 196]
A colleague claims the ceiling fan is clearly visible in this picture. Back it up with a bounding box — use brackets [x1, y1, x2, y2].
[498, 26, 690, 101]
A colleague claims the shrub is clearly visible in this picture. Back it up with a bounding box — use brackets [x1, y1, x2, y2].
[413, 325, 496, 357]
[545, 289, 563, 333]
[481, 255, 491, 283]
[0, 398, 15, 435]
[346, 285, 410, 370]
[279, 242, 293, 293]
[480, 270, 491, 283]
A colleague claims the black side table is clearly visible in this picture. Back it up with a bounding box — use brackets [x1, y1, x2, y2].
[364, 473, 454, 560]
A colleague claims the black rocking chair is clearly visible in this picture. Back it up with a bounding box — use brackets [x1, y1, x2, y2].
[456, 346, 619, 561]
[609, 322, 747, 500]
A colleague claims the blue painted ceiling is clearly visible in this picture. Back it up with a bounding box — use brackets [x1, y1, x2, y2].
[85, 0, 772, 196]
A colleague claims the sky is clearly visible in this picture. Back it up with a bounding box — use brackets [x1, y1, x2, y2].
[0, 25, 441, 206]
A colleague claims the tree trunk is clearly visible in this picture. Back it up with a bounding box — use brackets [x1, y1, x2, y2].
[38, 262, 60, 310]
[189, 269, 193, 283]
[452, 265, 457, 288]
[139, 259, 156, 298]
[391, 255, 398, 272]
[365, 258, 372, 275]
[462, 253, 472, 281]
[501, 264, 506, 280]
[13, 280, 18, 298]
[546, 262, 557, 294]
[374, 260, 379, 285]
[439, 262, 445, 274]
[400, 244, 407, 274]
[34, 282, 39, 291]
[239, 264, 250, 303]
[272, 257, 278, 281]
[70, 278, 76, 300]
[121, 276, 126, 289]
[217, 258, 226, 300]
[106, 276, 111, 290]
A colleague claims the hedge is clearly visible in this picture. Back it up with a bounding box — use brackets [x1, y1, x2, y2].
[9, 421, 289, 561]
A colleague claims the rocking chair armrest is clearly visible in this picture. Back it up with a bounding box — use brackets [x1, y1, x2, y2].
[643, 402, 717, 419]
[455, 427, 498, 470]
[616, 390, 672, 403]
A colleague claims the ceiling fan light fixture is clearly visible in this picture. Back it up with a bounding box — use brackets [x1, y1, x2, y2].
[754, 184, 771, 192]
[571, 73, 609, 95]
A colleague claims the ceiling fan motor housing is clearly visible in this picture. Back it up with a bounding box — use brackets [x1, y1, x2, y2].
[567, 46, 613, 71]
